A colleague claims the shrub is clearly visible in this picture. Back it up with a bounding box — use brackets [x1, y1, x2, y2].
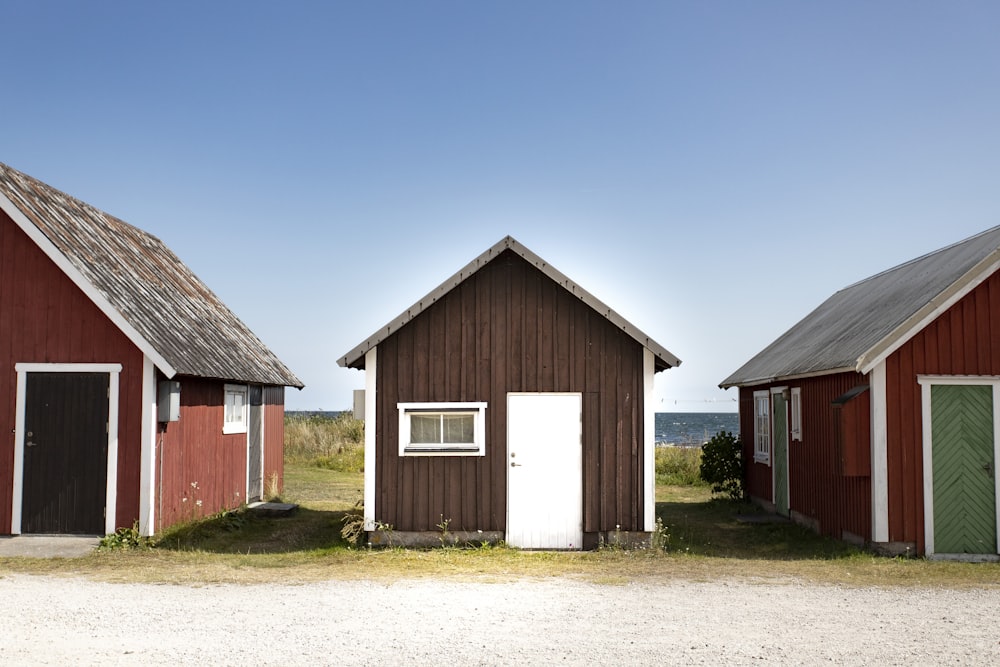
[699, 430, 744, 500]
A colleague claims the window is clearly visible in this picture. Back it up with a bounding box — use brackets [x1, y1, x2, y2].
[224, 384, 248, 434]
[753, 390, 771, 464]
[790, 387, 802, 441]
[398, 402, 487, 456]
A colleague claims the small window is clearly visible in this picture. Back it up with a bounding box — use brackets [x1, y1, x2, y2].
[398, 402, 487, 456]
[753, 390, 771, 464]
[224, 384, 248, 434]
[790, 387, 802, 441]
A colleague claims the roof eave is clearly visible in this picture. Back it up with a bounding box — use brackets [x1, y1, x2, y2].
[0, 190, 179, 378]
[339, 235, 681, 371]
[720, 365, 859, 390]
[856, 248, 1000, 375]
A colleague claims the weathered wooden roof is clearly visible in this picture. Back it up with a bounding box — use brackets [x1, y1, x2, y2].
[339, 235, 680, 372]
[721, 225, 1000, 388]
[0, 162, 303, 387]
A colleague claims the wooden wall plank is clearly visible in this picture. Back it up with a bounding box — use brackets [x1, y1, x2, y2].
[373, 250, 653, 534]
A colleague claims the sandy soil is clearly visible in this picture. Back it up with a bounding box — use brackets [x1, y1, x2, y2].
[2, 574, 998, 665]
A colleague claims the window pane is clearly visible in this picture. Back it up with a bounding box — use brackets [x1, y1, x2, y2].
[410, 414, 441, 443]
[442, 414, 474, 443]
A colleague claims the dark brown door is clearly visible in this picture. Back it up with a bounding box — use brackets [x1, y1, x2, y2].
[22, 372, 109, 534]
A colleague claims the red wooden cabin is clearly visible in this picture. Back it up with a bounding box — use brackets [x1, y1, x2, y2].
[340, 236, 679, 549]
[0, 163, 302, 537]
[722, 227, 1000, 559]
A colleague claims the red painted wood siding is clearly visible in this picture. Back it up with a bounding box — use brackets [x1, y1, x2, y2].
[375, 250, 647, 534]
[884, 268, 1000, 552]
[264, 385, 285, 497]
[740, 372, 871, 542]
[0, 211, 145, 534]
[156, 377, 250, 529]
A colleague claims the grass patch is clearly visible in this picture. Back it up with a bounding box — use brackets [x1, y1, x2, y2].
[284, 413, 364, 472]
[655, 445, 706, 486]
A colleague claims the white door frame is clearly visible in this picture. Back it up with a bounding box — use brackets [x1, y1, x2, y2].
[506, 392, 583, 549]
[12, 362, 122, 535]
[918, 375, 1000, 559]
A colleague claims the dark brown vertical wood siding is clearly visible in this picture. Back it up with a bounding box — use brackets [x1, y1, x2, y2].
[375, 250, 647, 532]
[885, 269, 1000, 552]
[739, 372, 871, 541]
[0, 212, 144, 534]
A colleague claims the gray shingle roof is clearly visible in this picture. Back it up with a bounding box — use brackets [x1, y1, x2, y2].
[721, 226, 1000, 388]
[339, 235, 680, 372]
[0, 162, 302, 388]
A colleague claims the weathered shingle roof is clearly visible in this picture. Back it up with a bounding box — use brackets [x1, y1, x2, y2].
[0, 162, 302, 388]
[721, 225, 1000, 388]
[339, 235, 680, 372]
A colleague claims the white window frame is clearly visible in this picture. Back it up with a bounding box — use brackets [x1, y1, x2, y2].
[397, 402, 487, 456]
[753, 390, 771, 464]
[223, 384, 249, 434]
[790, 387, 802, 441]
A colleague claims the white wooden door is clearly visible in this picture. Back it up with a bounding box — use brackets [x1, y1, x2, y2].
[506, 393, 583, 549]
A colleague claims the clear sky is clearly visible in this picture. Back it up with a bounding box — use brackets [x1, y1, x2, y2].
[4, 2, 1000, 413]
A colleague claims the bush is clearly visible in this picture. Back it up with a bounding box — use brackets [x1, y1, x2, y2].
[699, 430, 744, 500]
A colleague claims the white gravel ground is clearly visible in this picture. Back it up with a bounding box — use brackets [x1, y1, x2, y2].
[2, 574, 998, 665]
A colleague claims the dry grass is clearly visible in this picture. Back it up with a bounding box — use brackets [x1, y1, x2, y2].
[283, 413, 364, 472]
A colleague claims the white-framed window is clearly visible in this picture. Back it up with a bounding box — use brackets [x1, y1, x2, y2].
[790, 387, 802, 441]
[753, 390, 771, 464]
[223, 384, 249, 434]
[397, 402, 487, 456]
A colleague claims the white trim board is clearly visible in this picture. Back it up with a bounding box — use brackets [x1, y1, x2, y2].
[0, 191, 177, 378]
[918, 375, 1000, 559]
[11, 362, 122, 535]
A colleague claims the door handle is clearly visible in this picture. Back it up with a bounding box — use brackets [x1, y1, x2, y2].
[510, 462, 521, 467]
[985, 462, 995, 476]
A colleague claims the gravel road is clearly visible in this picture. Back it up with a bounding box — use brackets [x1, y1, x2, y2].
[2, 574, 998, 665]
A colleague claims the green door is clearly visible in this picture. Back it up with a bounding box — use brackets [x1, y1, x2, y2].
[931, 384, 997, 555]
[772, 391, 789, 517]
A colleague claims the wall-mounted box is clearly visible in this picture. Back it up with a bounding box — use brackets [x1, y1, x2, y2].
[158, 380, 181, 422]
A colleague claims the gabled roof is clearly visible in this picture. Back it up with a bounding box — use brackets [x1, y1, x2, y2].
[721, 225, 1000, 388]
[339, 235, 680, 372]
[0, 162, 302, 388]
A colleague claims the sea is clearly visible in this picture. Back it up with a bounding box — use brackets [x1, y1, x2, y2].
[655, 412, 739, 447]
[289, 410, 739, 447]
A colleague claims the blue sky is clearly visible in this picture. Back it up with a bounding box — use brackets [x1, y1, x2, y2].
[4, 2, 1000, 412]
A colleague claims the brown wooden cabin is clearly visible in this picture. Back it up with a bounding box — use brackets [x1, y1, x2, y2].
[722, 226, 1000, 560]
[339, 236, 679, 549]
[0, 162, 302, 537]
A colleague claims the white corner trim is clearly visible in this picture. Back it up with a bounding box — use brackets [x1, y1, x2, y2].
[871, 362, 889, 544]
[643, 348, 655, 531]
[0, 191, 177, 378]
[363, 347, 377, 531]
[858, 252, 1000, 375]
[919, 378, 936, 555]
[11, 363, 122, 535]
[139, 356, 157, 536]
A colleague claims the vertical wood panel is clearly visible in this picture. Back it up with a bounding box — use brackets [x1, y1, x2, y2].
[373, 250, 653, 534]
[0, 213, 146, 534]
